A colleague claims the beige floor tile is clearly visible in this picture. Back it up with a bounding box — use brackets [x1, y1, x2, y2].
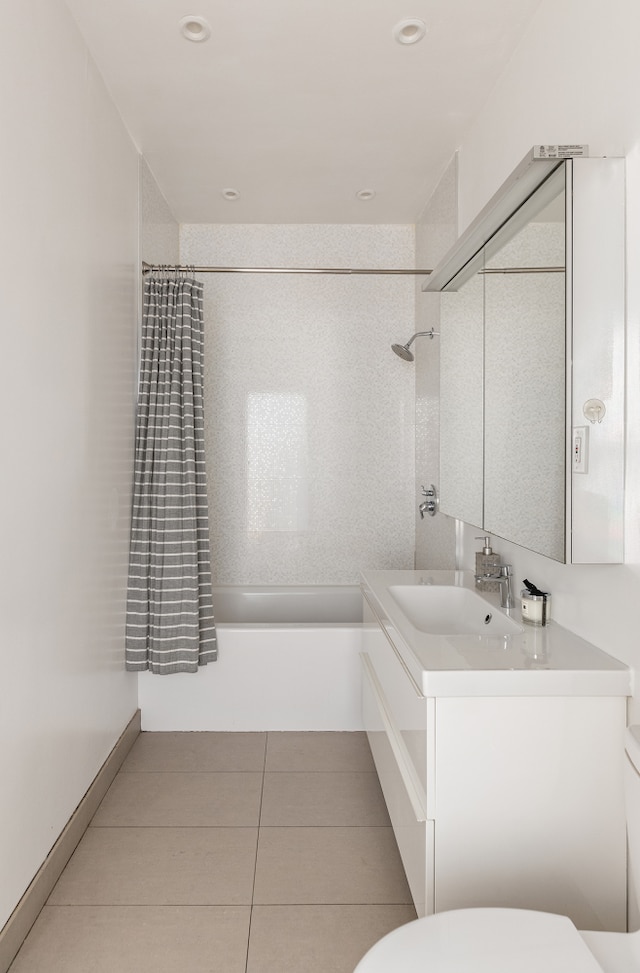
[122, 731, 266, 772]
[246, 904, 417, 973]
[48, 827, 258, 905]
[92, 772, 263, 827]
[9, 905, 250, 973]
[253, 827, 412, 904]
[260, 772, 390, 827]
[265, 732, 375, 772]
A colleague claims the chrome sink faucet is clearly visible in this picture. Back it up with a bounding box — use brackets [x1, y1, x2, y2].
[475, 563, 516, 611]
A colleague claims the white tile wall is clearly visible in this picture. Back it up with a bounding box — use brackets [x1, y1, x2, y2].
[180, 224, 416, 583]
[414, 158, 458, 570]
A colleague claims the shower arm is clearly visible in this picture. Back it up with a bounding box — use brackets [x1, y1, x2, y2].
[404, 329, 439, 349]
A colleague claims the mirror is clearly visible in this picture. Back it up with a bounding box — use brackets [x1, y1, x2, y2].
[439, 274, 483, 529]
[440, 166, 567, 560]
[484, 168, 566, 559]
[430, 150, 624, 564]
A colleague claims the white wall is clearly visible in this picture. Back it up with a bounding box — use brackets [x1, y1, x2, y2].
[141, 158, 179, 265]
[0, 0, 139, 930]
[452, 0, 640, 718]
[180, 224, 416, 583]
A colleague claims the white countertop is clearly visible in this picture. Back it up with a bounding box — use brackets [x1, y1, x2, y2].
[360, 569, 631, 697]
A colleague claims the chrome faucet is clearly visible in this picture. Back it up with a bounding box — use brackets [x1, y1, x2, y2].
[475, 563, 516, 611]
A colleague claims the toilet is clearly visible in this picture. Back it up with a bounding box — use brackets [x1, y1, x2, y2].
[354, 725, 640, 973]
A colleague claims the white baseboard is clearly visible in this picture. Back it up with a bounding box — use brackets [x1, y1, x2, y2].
[0, 710, 141, 973]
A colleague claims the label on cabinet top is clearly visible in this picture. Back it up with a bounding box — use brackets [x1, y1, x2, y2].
[533, 144, 589, 158]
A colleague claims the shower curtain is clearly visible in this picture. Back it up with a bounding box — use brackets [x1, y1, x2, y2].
[125, 273, 217, 674]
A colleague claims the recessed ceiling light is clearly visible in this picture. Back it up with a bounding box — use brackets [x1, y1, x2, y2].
[356, 189, 376, 201]
[179, 15, 211, 42]
[392, 18, 427, 45]
[221, 188, 240, 201]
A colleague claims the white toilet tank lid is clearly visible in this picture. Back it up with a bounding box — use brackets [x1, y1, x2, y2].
[626, 726, 640, 773]
[353, 908, 605, 973]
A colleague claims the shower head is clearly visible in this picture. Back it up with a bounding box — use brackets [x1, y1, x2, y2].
[391, 342, 416, 361]
[391, 329, 439, 361]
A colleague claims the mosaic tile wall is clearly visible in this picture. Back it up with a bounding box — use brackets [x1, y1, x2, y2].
[414, 157, 458, 570]
[180, 224, 416, 584]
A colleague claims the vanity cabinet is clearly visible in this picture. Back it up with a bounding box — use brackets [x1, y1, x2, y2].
[361, 583, 628, 932]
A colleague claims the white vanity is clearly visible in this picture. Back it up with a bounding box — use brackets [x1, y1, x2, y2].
[360, 570, 631, 931]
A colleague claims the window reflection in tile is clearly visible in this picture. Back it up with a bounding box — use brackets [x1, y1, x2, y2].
[246, 393, 309, 531]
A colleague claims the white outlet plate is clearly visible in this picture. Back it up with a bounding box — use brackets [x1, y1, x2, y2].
[573, 425, 589, 474]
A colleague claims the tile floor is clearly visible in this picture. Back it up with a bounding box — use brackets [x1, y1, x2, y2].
[9, 732, 416, 972]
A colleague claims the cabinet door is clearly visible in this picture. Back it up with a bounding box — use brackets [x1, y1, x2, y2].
[433, 152, 625, 563]
[432, 695, 626, 931]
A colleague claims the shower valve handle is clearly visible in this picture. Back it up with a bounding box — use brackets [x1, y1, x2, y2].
[419, 484, 438, 518]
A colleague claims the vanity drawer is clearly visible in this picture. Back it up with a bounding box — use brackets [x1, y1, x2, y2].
[361, 652, 434, 917]
[362, 604, 431, 799]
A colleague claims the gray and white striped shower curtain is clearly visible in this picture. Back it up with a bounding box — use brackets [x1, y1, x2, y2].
[125, 275, 217, 674]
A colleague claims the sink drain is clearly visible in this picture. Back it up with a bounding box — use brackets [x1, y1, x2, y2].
[484, 613, 492, 625]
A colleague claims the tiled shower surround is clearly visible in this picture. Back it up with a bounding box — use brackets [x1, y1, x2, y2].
[414, 156, 458, 571]
[180, 224, 416, 584]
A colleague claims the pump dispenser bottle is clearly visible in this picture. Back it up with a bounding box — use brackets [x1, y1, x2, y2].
[475, 536, 501, 592]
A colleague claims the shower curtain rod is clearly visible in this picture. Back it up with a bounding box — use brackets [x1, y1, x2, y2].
[141, 261, 564, 277]
[141, 261, 432, 276]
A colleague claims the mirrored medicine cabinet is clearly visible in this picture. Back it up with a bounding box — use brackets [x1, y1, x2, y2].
[424, 149, 625, 563]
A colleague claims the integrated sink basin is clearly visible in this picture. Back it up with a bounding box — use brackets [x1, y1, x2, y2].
[361, 569, 631, 695]
[388, 584, 523, 636]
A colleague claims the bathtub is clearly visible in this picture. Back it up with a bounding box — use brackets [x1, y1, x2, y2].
[138, 585, 365, 731]
[212, 584, 363, 624]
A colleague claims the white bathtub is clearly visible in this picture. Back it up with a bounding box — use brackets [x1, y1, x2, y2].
[138, 585, 365, 731]
[212, 584, 363, 624]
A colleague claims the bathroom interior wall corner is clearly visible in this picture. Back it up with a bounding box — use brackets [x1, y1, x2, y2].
[141, 157, 179, 265]
[456, 0, 639, 230]
[452, 0, 640, 720]
[179, 223, 416, 584]
[414, 156, 458, 571]
[0, 0, 139, 932]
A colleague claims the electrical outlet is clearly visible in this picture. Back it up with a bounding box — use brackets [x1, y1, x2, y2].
[573, 426, 589, 474]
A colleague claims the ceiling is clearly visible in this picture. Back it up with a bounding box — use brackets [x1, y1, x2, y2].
[64, 0, 542, 224]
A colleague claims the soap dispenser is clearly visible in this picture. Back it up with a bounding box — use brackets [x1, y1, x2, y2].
[475, 536, 500, 592]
